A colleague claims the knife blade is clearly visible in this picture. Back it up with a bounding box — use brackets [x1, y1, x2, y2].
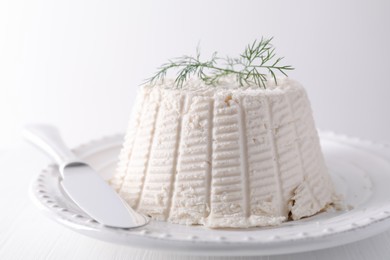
[23, 124, 149, 228]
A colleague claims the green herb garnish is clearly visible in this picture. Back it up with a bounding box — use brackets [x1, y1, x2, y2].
[144, 37, 294, 89]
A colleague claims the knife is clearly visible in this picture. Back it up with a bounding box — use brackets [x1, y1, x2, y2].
[23, 124, 149, 228]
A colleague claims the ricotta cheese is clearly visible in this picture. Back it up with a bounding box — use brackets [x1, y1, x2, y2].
[110, 78, 336, 228]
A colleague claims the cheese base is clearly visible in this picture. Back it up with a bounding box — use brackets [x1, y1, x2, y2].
[110, 78, 336, 228]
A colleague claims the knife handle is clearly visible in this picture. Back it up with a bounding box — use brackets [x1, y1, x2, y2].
[23, 124, 81, 168]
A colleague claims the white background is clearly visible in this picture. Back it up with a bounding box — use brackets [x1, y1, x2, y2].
[1, 0, 389, 148]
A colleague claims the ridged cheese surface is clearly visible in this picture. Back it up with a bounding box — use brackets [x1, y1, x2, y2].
[110, 78, 335, 228]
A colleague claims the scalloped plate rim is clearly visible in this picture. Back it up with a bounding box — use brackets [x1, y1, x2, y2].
[29, 131, 390, 256]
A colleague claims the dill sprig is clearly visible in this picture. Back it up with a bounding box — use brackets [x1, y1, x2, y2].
[145, 37, 294, 88]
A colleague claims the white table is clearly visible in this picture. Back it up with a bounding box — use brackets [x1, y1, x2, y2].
[1, 141, 390, 260]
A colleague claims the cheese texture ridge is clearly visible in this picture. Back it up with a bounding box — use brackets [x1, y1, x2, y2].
[110, 78, 335, 228]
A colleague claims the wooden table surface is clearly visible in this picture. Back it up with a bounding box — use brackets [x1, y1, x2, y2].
[1, 142, 390, 260]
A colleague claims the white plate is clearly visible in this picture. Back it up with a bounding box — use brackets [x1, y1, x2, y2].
[30, 132, 390, 256]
